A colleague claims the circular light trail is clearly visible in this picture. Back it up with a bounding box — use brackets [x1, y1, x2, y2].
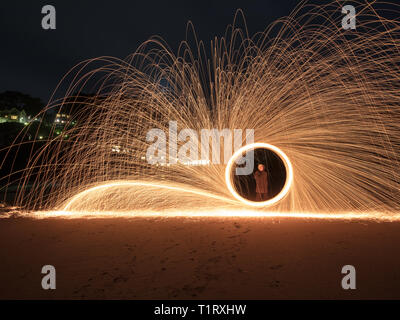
[225, 143, 293, 207]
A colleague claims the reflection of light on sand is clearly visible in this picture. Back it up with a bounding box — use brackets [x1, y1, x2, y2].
[23, 209, 400, 221]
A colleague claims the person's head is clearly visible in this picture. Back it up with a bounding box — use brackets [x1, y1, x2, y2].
[258, 164, 265, 171]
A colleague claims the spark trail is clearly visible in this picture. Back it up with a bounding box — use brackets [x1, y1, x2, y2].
[1, 1, 400, 219]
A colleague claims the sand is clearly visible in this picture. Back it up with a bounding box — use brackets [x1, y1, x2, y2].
[0, 216, 399, 299]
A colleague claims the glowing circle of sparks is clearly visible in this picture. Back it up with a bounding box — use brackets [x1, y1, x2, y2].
[225, 143, 293, 207]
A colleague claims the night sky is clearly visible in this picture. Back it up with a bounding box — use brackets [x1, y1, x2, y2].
[0, 0, 300, 103]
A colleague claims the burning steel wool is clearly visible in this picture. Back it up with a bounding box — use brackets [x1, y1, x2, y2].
[1, 1, 400, 218]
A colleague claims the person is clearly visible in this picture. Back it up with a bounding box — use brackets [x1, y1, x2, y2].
[253, 164, 269, 201]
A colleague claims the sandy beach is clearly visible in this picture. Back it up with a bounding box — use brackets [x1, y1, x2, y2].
[0, 216, 399, 299]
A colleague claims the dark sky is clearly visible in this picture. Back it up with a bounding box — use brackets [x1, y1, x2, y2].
[0, 0, 303, 103]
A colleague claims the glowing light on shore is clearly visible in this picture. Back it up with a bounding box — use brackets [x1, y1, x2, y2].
[19, 209, 400, 222]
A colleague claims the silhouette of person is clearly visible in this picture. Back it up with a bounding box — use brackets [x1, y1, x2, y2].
[253, 164, 269, 201]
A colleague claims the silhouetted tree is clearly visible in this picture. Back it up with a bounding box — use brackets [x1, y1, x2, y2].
[0, 91, 44, 117]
